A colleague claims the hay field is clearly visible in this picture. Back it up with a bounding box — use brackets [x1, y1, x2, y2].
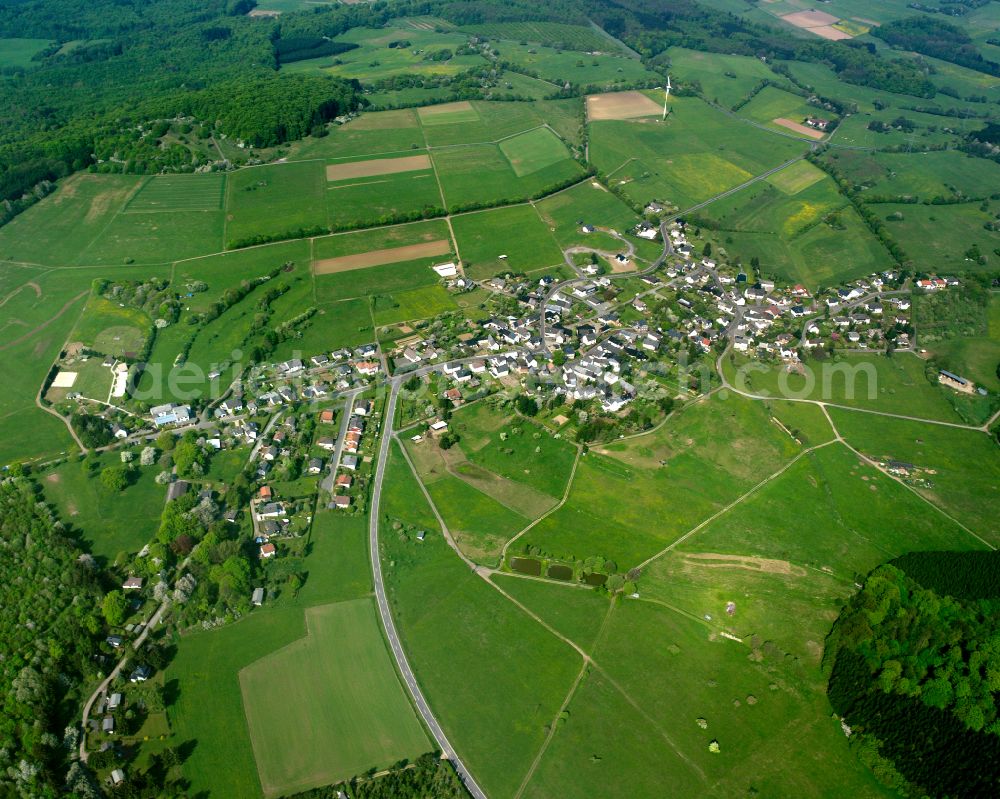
[240, 599, 429, 799]
[586, 91, 662, 121]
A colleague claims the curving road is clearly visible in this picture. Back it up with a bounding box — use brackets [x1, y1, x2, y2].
[368, 375, 489, 799]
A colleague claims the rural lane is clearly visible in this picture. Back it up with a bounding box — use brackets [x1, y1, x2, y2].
[368, 375, 489, 799]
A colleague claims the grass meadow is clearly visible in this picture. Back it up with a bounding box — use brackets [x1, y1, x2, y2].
[737, 85, 829, 134]
[452, 205, 565, 278]
[169, 513, 416, 799]
[829, 409, 1000, 545]
[535, 179, 640, 249]
[520, 393, 802, 566]
[380, 445, 582, 798]
[723, 351, 971, 423]
[495, 41, 657, 87]
[39, 451, 165, 562]
[0, 37, 54, 68]
[240, 599, 429, 798]
[875, 202, 999, 274]
[666, 47, 778, 109]
[589, 95, 804, 210]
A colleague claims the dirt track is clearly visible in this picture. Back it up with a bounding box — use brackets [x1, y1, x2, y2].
[312, 240, 451, 274]
[326, 154, 431, 182]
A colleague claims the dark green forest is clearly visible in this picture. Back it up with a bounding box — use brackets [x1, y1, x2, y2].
[287, 752, 471, 799]
[0, 479, 105, 798]
[825, 557, 1000, 795]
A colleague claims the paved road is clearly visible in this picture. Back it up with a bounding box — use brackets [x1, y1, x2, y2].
[368, 376, 489, 799]
[321, 388, 362, 493]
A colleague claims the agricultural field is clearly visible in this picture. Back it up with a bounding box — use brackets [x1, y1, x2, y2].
[419, 101, 545, 147]
[458, 21, 615, 52]
[432, 126, 585, 209]
[666, 47, 779, 109]
[287, 108, 426, 160]
[926, 294, 1000, 393]
[498, 42, 658, 88]
[535, 179, 642, 249]
[828, 410, 1000, 545]
[736, 86, 831, 137]
[326, 152, 443, 229]
[519, 394, 802, 566]
[226, 161, 327, 247]
[875, 202, 1000, 274]
[240, 599, 429, 798]
[589, 95, 804, 210]
[313, 219, 453, 303]
[856, 151, 1000, 200]
[451, 205, 565, 278]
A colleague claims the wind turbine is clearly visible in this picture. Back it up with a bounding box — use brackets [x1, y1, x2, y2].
[662, 75, 672, 120]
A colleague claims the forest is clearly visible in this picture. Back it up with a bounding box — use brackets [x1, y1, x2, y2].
[0, 479, 105, 798]
[873, 16, 1000, 78]
[286, 753, 471, 799]
[824, 558, 1000, 795]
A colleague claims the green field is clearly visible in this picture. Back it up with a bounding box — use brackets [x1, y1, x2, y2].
[452, 205, 565, 278]
[696, 169, 890, 287]
[380, 445, 582, 798]
[170, 514, 395, 798]
[458, 21, 615, 51]
[287, 24, 486, 83]
[420, 101, 545, 147]
[240, 599, 429, 798]
[589, 95, 804, 211]
[876, 202, 1000, 274]
[40, 451, 166, 562]
[0, 38, 54, 68]
[286, 109, 426, 160]
[326, 155, 443, 229]
[926, 294, 1000, 392]
[737, 85, 830, 135]
[724, 352, 977, 423]
[828, 409, 1000, 545]
[868, 151, 1000, 200]
[226, 161, 327, 247]
[371, 284, 457, 327]
[499, 126, 574, 177]
[495, 41, 657, 87]
[520, 393, 802, 566]
[666, 47, 778, 109]
[535, 179, 640, 249]
[125, 174, 225, 212]
[70, 294, 151, 357]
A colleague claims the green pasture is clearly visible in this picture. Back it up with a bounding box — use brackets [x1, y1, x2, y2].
[380, 445, 582, 798]
[70, 295, 150, 357]
[313, 218, 451, 260]
[365, 85, 457, 110]
[724, 352, 971, 423]
[737, 85, 830, 134]
[496, 41, 657, 87]
[868, 151, 1000, 200]
[535, 179, 640, 249]
[451, 400, 577, 499]
[419, 101, 544, 147]
[0, 38, 54, 68]
[170, 514, 379, 798]
[490, 574, 611, 652]
[766, 159, 826, 195]
[79, 209, 223, 265]
[588, 96, 804, 210]
[452, 205, 565, 279]
[497, 70, 560, 100]
[829, 409, 1000, 545]
[327, 168, 443, 229]
[0, 173, 141, 266]
[371, 285, 456, 326]
[520, 393, 801, 566]
[287, 109, 426, 160]
[877, 202, 999, 274]
[226, 161, 327, 247]
[499, 126, 574, 177]
[40, 451, 165, 562]
[926, 293, 1000, 392]
[666, 47, 778, 109]
[315, 258, 441, 304]
[240, 599, 429, 798]
[288, 25, 485, 83]
[458, 21, 614, 51]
